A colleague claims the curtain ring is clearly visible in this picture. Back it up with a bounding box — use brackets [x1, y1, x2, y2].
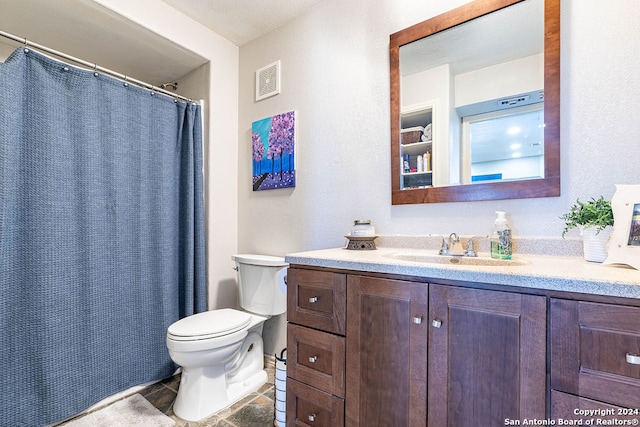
[123, 75, 129, 87]
[23, 37, 27, 46]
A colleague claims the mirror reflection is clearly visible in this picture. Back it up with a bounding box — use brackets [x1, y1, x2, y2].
[463, 103, 544, 184]
[399, 0, 543, 189]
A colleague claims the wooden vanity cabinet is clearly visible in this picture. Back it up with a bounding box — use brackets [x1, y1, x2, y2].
[287, 266, 550, 427]
[428, 284, 547, 426]
[550, 298, 640, 416]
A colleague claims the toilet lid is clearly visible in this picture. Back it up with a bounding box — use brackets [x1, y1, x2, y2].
[167, 308, 252, 340]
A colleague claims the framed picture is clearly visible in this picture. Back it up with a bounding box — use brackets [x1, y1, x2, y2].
[603, 184, 640, 269]
[251, 111, 296, 191]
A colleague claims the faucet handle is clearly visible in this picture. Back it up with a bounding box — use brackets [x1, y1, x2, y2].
[464, 235, 487, 257]
[439, 237, 450, 255]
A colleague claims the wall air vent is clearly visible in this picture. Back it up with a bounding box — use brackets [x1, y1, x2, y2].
[255, 60, 281, 101]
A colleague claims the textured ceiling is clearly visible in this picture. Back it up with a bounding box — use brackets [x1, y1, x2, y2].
[0, 0, 326, 87]
[160, 0, 326, 46]
[0, 0, 208, 85]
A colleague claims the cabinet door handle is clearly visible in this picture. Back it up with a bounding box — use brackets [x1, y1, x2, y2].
[627, 353, 640, 365]
[432, 319, 442, 328]
[413, 316, 423, 324]
[308, 296, 318, 303]
[308, 413, 316, 422]
[309, 355, 317, 363]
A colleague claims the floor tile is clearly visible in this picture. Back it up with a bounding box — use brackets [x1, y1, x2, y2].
[226, 395, 275, 427]
[55, 355, 278, 427]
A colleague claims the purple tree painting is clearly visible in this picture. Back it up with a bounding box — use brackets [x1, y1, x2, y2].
[251, 111, 296, 191]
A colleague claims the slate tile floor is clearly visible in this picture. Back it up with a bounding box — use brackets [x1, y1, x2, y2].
[62, 357, 278, 427]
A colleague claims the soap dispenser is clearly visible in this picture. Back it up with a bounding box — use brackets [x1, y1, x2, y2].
[491, 211, 512, 260]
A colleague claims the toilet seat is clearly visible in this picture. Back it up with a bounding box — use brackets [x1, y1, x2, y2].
[167, 308, 251, 341]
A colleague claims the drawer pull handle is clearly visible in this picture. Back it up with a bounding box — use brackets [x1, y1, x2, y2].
[432, 319, 442, 328]
[308, 413, 316, 422]
[627, 353, 640, 365]
[413, 316, 423, 324]
[309, 355, 317, 363]
[309, 296, 318, 303]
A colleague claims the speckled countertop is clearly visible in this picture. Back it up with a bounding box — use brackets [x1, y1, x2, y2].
[285, 235, 640, 300]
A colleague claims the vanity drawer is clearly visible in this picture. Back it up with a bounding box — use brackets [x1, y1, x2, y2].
[287, 268, 346, 335]
[286, 378, 345, 427]
[551, 299, 640, 407]
[551, 390, 639, 423]
[287, 323, 346, 397]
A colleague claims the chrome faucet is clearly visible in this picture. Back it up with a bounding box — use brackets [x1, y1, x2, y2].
[448, 233, 465, 256]
[439, 234, 487, 257]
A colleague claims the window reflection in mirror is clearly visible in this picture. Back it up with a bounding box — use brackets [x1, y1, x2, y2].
[461, 97, 545, 185]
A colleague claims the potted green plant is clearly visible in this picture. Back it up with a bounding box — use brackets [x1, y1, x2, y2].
[560, 196, 614, 262]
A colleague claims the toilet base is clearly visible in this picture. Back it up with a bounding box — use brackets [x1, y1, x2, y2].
[227, 368, 268, 407]
[173, 366, 268, 422]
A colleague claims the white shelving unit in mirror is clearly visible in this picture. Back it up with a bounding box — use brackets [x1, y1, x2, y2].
[400, 104, 433, 190]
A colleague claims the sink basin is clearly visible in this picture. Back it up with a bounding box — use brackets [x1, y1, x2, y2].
[384, 252, 527, 267]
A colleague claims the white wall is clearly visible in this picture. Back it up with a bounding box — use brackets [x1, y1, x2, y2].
[238, 0, 640, 352]
[238, 0, 640, 244]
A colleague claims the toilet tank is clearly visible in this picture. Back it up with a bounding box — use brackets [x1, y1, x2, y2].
[231, 254, 288, 316]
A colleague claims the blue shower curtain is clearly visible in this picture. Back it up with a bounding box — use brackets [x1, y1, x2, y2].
[0, 48, 207, 426]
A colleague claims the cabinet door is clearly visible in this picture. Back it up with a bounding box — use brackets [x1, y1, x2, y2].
[345, 275, 428, 427]
[428, 285, 546, 426]
[551, 299, 640, 408]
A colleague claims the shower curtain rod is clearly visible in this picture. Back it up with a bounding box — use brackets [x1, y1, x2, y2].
[0, 29, 194, 103]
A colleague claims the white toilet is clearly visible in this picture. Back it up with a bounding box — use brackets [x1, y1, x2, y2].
[166, 254, 288, 421]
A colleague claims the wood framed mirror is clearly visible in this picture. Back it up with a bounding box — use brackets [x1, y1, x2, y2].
[390, 0, 560, 204]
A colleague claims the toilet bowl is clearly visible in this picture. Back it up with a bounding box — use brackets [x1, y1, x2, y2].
[166, 254, 288, 422]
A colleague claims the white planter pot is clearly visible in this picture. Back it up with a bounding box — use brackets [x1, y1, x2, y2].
[580, 225, 612, 263]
